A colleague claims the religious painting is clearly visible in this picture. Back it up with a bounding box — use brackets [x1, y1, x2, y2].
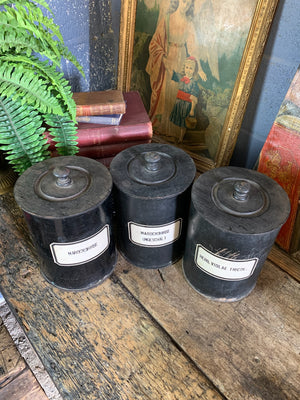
[118, 0, 279, 171]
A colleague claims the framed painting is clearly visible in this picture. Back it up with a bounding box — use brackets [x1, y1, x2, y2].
[118, 0, 279, 172]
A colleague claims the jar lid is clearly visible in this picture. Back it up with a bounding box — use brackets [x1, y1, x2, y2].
[35, 164, 91, 201]
[128, 151, 176, 184]
[192, 166, 290, 234]
[14, 156, 112, 218]
[212, 177, 269, 217]
[110, 143, 196, 199]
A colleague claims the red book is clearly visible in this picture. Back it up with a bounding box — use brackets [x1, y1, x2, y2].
[50, 139, 151, 159]
[45, 91, 153, 150]
[73, 90, 126, 116]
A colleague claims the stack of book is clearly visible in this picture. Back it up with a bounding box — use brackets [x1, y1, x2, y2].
[46, 90, 153, 167]
[74, 89, 126, 126]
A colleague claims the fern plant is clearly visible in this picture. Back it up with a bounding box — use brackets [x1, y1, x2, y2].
[0, 0, 84, 173]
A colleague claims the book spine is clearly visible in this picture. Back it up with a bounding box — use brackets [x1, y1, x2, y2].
[76, 103, 126, 117]
[76, 114, 123, 125]
[45, 122, 153, 150]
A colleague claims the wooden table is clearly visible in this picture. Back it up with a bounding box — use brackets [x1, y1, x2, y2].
[0, 192, 299, 400]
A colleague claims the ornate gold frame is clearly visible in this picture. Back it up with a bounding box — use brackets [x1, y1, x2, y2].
[118, 0, 279, 172]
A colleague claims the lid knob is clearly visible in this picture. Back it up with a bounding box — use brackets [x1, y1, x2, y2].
[53, 166, 72, 187]
[233, 181, 250, 201]
[144, 152, 161, 171]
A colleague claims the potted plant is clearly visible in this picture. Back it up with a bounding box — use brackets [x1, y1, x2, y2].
[0, 0, 84, 174]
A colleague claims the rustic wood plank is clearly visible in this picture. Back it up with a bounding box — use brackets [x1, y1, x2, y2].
[0, 317, 48, 400]
[114, 257, 300, 400]
[0, 368, 48, 400]
[0, 317, 26, 388]
[268, 245, 300, 282]
[0, 194, 224, 400]
[0, 302, 62, 400]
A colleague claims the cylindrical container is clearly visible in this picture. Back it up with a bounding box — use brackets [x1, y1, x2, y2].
[110, 143, 196, 268]
[183, 166, 290, 302]
[14, 156, 117, 290]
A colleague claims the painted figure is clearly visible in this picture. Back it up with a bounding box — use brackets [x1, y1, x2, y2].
[146, 0, 207, 136]
[169, 56, 201, 143]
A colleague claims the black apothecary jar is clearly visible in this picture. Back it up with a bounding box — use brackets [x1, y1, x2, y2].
[110, 143, 196, 269]
[183, 166, 290, 302]
[14, 156, 117, 290]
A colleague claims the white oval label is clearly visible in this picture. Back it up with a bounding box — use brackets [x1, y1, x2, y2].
[50, 225, 110, 266]
[194, 245, 258, 281]
[128, 219, 182, 247]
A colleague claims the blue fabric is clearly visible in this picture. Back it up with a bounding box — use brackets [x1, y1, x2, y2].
[169, 71, 200, 127]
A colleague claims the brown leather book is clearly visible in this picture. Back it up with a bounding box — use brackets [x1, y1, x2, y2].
[73, 89, 126, 116]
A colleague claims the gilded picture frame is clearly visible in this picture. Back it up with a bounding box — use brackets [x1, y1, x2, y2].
[118, 0, 279, 172]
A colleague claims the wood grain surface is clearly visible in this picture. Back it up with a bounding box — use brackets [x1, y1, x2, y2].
[268, 245, 300, 282]
[0, 318, 26, 388]
[0, 193, 223, 400]
[0, 368, 48, 400]
[0, 192, 299, 400]
[0, 318, 48, 400]
[115, 257, 300, 400]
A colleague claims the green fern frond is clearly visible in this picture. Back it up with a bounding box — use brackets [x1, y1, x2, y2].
[0, 0, 85, 73]
[0, 2, 84, 74]
[1, 55, 77, 120]
[0, 61, 66, 116]
[0, 1, 84, 174]
[0, 10, 61, 62]
[45, 114, 79, 156]
[0, 1, 51, 12]
[0, 95, 50, 173]
[0, 28, 56, 62]
[55, 42, 85, 77]
[9, 1, 61, 40]
[3, 2, 61, 45]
